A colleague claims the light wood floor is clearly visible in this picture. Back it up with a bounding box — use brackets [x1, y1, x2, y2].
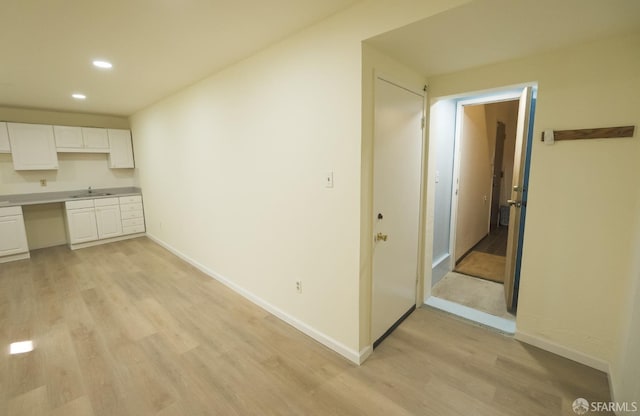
[1, 238, 612, 415]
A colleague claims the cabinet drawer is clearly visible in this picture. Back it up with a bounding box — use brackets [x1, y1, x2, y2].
[120, 202, 142, 212]
[121, 210, 143, 220]
[94, 197, 120, 207]
[122, 224, 145, 235]
[122, 217, 144, 227]
[0, 206, 23, 217]
[119, 195, 142, 204]
[66, 199, 95, 209]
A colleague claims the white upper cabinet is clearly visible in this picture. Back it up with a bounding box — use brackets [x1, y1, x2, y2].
[108, 129, 134, 169]
[7, 122, 58, 170]
[54, 125, 83, 149]
[54, 126, 110, 152]
[82, 128, 110, 151]
[0, 122, 11, 153]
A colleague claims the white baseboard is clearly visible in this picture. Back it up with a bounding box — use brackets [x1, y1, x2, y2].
[145, 233, 368, 365]
[515, 330, 609, 372]
[70, 233, 145, 250]
[0, 251, 30, 264]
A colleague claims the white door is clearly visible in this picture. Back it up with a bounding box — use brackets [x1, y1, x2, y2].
[96, 205, 123, 239]
[0, 215, 29, 257]
[371, 77, 424, 344]
[67, 208, 99, 244]
[504, 86, 533, 310]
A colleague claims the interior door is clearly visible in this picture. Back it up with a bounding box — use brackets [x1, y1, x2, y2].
[371, 77, 423, 345]
[504, 86, 533, 310]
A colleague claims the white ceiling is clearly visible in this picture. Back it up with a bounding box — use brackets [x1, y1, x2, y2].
[366, 0, 640, 78]
[0, 0, 357, 116]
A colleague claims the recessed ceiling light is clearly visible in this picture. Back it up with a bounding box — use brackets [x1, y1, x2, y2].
[10, 340, 34, 355]
[92, 60, 113, 69]
[72, 93, 86, 100]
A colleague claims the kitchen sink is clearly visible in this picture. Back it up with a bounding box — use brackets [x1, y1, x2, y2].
[71, 192, 114, 198]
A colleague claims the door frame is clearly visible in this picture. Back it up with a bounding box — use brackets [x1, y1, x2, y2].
[423, 82, 537, 302]
[369, 72, 427, 346]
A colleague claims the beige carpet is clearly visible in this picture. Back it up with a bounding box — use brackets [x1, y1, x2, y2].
[455, 251, 506, 283]
[432, 272, 515, 320]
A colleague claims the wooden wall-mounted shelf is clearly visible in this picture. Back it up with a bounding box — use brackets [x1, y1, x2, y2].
[541, 125, 635, 142]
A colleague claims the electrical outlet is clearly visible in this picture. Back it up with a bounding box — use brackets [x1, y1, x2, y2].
[296, 281, 302, 294]
[40, 179, 47, 187]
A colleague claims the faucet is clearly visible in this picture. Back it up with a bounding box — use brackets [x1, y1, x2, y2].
[88, 186, 93, 194]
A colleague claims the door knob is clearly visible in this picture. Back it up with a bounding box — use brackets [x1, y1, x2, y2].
[375, 232, 388, 242]
[507, 199, 522, 208]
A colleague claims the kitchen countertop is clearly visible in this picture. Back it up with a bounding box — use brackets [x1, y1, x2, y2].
[0, 187, 142, 207]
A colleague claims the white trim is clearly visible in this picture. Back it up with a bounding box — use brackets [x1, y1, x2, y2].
[375, 71, 425, 98]
[69, 232, 145, 250]
[145, 233, 367, 365]
[435, 81, 538, 103]
[358, 345, 373, 364]
[456, 90, 521, 107]
[425, 296, 516, 334]
[0, 251, 30, 264]
[515, 330, 609, 372]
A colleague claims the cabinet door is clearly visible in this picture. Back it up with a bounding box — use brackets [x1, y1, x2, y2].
[0, 214, 29, 257]
[96, 205, 123, 239]
[54, 125, 83, 149]
[0, 122, 10, 153]
[7, 123, 58, 170]
[66, 208, 98, 244]
[82, 128, 110, 150]
[107, 129, 134, 168]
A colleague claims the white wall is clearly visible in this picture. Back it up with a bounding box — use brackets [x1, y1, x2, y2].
[454, 104, 492, 260]
[131, 0, 469, 359]
[428, 32, 640, 378]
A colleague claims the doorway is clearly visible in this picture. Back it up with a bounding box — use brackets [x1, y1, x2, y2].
[428, 86, 536, 332]
[371, 76, 424, 348]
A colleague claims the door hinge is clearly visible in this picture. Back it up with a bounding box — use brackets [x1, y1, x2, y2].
[421, 117, 426, 129]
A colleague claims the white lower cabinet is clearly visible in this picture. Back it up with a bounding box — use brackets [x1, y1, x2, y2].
[0, 206, 29, 261]
[65, 200, 98, 245]
[119, 195, 145, 235]
[95, 198, 122, 239]
[65, 194, 144, 249]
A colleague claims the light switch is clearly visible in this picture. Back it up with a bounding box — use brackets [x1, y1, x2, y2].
[325, 171, 334, 188]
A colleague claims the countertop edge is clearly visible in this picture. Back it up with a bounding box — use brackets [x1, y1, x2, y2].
[0, 187, 143, 207]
